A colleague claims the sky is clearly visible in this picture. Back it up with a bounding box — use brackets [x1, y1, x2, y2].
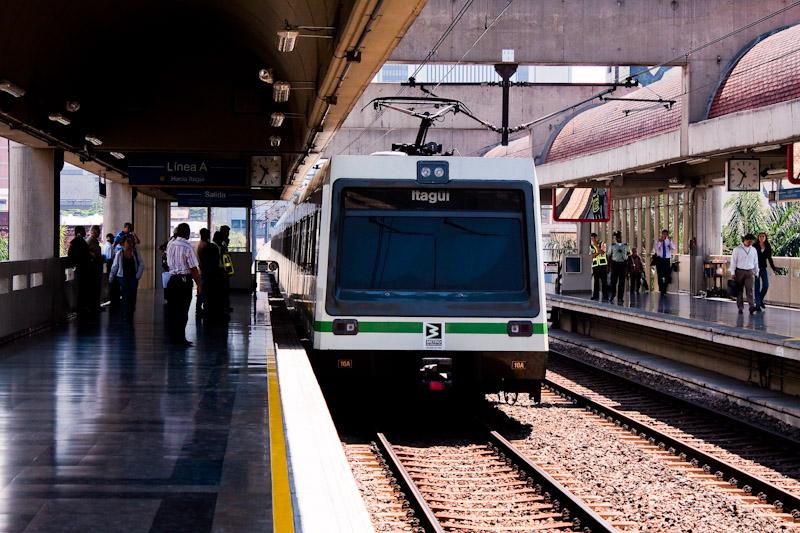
[571, 66, 607, 83]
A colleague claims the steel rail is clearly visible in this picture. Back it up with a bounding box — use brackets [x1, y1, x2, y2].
[488, 430, 617, 533]
[374, 433, 445, 533]
[549, 350, 800, 452]
[543, 376, 800, 518]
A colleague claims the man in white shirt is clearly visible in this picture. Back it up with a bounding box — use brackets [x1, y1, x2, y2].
[653, 229, 676, 295]
[730, 233, 759, 314]
[166, 223, 202, 346]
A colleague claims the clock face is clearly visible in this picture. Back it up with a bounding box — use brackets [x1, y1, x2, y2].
[250, 156, 281, 187]
[726, 159, 760, 192]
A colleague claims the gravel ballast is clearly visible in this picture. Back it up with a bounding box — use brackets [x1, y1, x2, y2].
[498, 397, 791, 532]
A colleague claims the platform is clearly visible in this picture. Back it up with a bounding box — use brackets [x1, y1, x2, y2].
[548, 290, 800, 400]
[0, 291, 272, 532]
[549, 291, 800, 361]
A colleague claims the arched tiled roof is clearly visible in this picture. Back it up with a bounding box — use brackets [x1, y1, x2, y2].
[484, 135, 531, 158]
[545, 69, 682, 163]
[708, 24, 800, 118]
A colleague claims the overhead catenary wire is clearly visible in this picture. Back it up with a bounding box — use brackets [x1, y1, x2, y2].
[505, 0, 800, 135]
[431, 0, 515, 91]
[338, 0, 476, 154]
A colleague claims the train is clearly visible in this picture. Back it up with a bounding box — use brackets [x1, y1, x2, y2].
[268, 155, 548, 400]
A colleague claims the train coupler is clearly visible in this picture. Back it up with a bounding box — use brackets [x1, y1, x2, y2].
[418, 357, 453, 392]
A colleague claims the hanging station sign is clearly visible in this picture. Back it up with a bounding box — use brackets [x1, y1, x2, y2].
[174, 189, 253, 207]
[552, 187, 611, 222]
[127, 156, 248, 187]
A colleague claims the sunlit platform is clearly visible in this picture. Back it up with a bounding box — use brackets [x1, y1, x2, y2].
[549, 291, 800, 361]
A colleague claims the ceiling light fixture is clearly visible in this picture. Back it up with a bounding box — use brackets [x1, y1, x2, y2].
[635, 167, 656, 174]
[269, 135, 281, 148]
[0, 79, 25, 97]
[270, 112, 285, 127]
[65, 100, 80, 112]
[766, 167, 787, 175]
[84, 135, 103, 146]
[109, 151, 125, 159]
[277, 30, 300, 52]
[273, 81, 291, 102]
[686, 157, 710, 165]
[48, 113, 71, 125]
[258, 68, 274, 83]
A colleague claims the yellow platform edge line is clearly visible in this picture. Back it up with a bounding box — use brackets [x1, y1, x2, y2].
[268, 350, 295, 533]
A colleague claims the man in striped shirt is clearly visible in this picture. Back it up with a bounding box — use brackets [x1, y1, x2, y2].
[166, 223, 202, 346]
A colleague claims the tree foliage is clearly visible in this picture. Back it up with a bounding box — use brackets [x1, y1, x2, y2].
[0, 234, 8, 262]
[722, 192, 800, 256]
[544, 234, 578, 262]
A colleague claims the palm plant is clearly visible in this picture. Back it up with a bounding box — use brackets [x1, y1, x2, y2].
[722, 192, 800, 256]
[722, 192, 766, 254]
[544, 234, 578, 293]
[764, 202, 800, 256]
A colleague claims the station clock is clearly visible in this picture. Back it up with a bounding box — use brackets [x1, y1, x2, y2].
[726, 159, 760, 192]
[250, 155, 281, 187]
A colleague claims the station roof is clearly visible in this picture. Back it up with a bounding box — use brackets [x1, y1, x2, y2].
[0, 0, 424, 198]
[483, 135, 531, 159]
[541, 23, 800, 165]
[708, 24, 800, 118]
[544, 69, 682, 164]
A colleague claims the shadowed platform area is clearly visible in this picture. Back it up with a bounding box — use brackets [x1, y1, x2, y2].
[0, 291, 272, 533]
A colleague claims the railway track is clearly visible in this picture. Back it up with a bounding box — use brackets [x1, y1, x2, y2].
[545, 351, 800, 524]
[370, 430, 615, 533]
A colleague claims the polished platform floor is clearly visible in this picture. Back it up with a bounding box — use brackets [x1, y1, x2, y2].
[0, 292, 272, 533]
[553, 290, 800, 339]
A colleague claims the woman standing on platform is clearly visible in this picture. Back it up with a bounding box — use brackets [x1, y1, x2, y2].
[755, 232, 778, 311]
[109, 236, 144, 322]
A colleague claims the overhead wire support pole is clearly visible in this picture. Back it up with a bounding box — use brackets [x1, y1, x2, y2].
[494, 62, 518, 146]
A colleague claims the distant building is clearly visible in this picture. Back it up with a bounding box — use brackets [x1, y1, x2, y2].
[374, 63, 572, 84]
[606, 66, 671, 86]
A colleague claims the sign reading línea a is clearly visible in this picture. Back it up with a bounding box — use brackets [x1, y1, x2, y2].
[127, 156, 247, 187]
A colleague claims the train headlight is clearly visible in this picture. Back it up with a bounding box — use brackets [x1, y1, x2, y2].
[507, 321, 533, 337]
[416, 161, 449, 184]
[332, 319, 359, 335]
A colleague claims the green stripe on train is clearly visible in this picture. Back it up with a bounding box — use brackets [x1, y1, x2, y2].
[313, 321, 547, 334]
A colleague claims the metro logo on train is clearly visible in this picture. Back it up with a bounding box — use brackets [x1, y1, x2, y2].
[424, 323, 444, 350]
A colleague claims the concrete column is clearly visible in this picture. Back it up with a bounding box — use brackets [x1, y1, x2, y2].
[690, 186, 723, 294]
[9, 143, 57, 261]
[154, 199, 171, 289]
[103, 180, 133, 237]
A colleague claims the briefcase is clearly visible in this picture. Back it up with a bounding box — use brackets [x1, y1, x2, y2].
[727, 279, 740, 297]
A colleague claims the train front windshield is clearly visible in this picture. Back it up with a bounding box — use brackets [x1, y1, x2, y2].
[335, 186, 530, 303]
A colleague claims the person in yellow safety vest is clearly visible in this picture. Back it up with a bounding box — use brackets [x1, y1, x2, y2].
[590, 232, 609, 301]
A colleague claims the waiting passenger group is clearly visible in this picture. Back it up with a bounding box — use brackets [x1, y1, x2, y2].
[66, 222, 234, 347]
[591, 229, 678, 303]
[589, 229, 779, 314]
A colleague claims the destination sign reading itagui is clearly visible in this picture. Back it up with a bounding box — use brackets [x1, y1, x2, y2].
[127, 156, 248, 187]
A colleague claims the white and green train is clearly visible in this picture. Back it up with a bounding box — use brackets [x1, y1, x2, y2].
[269, 155, 548, 399]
